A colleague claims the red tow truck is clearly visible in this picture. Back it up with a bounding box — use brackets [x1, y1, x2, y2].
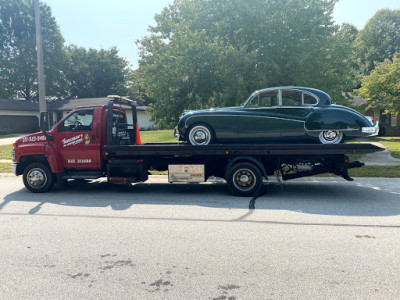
[11, 96, 383, 196]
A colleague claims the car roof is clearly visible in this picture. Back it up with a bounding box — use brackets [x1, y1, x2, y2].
[253, 86, 332, 106]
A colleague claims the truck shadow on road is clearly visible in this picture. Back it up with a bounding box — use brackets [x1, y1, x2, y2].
[2, 179, 400, 217]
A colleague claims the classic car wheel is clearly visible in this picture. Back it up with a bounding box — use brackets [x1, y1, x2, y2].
[226, 162, 263, 196]
[23, 163, 54, 193]
[187, 123, 215, 145]
[318, 130, 344, 144]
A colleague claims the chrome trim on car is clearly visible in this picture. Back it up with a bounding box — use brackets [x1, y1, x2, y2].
[184, 114, 305, 128]
[305, 128, 359, 132]
[243, 106, 315, 110]
[11, 163, 17, 175]
[362, 121, 379, 136]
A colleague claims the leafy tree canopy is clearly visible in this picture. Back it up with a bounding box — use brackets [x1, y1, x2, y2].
[0, 0, 65, 100]
[63, 45, 130, 99]
[356, 53, 400, 115]
[355, 9, 400, 75]
[0, 0, 131, 102]
[137, 0, 356, 128]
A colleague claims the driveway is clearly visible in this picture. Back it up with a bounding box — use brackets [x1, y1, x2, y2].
[0, 135, 23, 146]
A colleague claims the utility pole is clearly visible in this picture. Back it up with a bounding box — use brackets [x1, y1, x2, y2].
[34, 0, 47, 117]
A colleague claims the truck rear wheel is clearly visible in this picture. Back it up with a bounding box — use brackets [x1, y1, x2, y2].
[226, 162, 263, 196]
[23, 163, 54, 193]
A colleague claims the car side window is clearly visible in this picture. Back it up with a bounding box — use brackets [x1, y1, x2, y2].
[247, 90, 278, 107]
[58, 109, 94, 132]
[281, 90, 302, 106]
[303, 93, 318, 105]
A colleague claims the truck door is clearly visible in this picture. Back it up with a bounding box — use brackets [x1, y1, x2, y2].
[54, 108, 101, 170]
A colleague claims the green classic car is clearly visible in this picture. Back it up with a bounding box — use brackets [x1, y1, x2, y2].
[174, 87, 379, 145]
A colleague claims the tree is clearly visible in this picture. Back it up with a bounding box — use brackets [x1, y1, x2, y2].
[126, 69, 152, 105]
[356, 53, 400, 115]
[63, 46, 130, 99]
[137, 0, 355, 128]
[355, 9, 400, 75]
[0, 0, 66, 100]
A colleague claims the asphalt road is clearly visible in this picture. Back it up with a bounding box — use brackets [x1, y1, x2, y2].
[0, 175, 400, 299]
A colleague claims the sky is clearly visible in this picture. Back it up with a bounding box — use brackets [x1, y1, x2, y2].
[44, 0, 400, 69]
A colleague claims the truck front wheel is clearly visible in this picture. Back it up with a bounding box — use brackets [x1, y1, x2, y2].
[226, 162, 263, 196]
[23, 163, 54, 193]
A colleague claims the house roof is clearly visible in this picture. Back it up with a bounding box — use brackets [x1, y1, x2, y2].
[0, 97, 147, 112]
[342, 92, 367, 106]
[0, 99, 39, 111]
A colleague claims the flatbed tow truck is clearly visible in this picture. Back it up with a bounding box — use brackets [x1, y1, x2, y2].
[11, 96, 383, 196]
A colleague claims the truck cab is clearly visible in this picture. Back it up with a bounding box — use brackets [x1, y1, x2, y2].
[12, 97, 140, 192]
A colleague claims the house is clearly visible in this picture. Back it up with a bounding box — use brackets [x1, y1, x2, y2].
[346, 93, 400, 136]
[0, 97, 155, 134]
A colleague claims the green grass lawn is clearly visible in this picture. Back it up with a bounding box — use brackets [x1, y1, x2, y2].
[0, 163, 11, 173]
[140, 129, 176, 143]
[0, 144, 13, 160]
[348, 166, 400, 177]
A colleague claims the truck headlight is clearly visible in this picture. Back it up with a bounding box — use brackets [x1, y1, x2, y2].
[11, 149, 15, 162]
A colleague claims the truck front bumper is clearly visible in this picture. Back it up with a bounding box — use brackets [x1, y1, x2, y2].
[11, 163, 17, 175]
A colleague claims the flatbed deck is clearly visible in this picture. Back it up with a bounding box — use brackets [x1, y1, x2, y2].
[104, 142, 383, 157]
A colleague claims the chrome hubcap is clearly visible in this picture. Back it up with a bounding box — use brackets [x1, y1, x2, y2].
[239, 174, 250, 184]
[194, 131, 206, 143]
[233, 169, 256, 191]
[27, 168, 47, 188]
[323, 130, 337, 141]
[188, 125, 211, 145]
[319, 130, 343, 144]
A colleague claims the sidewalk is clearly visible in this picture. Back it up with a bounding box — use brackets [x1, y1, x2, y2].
[356, 140, 400, 166]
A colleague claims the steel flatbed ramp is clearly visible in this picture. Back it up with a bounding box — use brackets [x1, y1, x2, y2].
[103, 142, 384, 157]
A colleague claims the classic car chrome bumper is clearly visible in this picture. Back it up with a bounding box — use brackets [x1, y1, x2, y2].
[362, 121, 379, 136]
[174, 127, 180, 140]
[11, 163, 17, 175]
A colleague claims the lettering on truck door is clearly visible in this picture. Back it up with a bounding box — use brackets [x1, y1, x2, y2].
[54, 108, 101, 169]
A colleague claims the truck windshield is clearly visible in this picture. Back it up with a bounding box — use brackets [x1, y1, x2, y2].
[58, 109, 94, 132]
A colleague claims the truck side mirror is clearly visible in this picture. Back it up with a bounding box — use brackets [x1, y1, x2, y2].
[40, 112, 50, 131]
[39, 112, 54, 141]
